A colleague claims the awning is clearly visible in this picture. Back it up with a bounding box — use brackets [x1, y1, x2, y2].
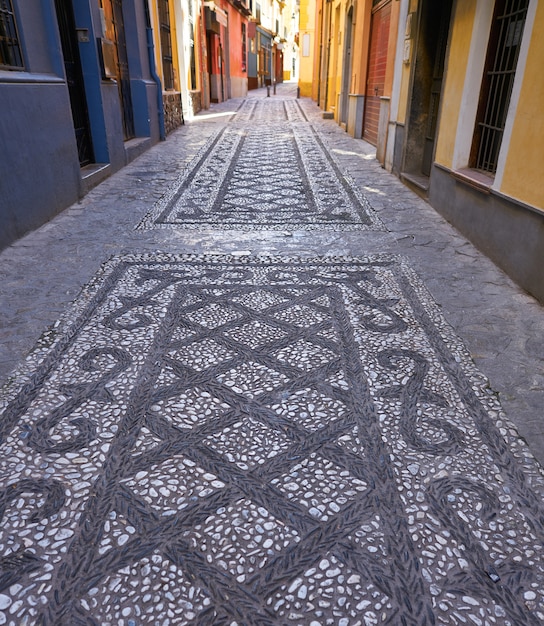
[203, 2, 228, 27]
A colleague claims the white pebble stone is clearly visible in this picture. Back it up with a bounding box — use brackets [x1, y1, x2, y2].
[0, 595, 11, 610]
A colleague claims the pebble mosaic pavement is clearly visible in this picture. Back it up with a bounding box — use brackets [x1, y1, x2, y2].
[1, 254, 544, 625]
[0, 92, 543, 626]
[137, 99, 383, 231]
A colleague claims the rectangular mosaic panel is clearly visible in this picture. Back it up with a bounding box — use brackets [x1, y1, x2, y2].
[0, 254, 543, 625]
[137, 100, 384, 231]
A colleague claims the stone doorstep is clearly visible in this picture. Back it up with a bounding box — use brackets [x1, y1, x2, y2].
[80, 163, 111, 195]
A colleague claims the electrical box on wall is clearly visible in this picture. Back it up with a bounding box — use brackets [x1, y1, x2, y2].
[76, 28, 90, 43]
[403, 39, 411, 63]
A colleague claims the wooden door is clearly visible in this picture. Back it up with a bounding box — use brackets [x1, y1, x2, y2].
[102, 0, 135, 140]
[362, 0, 391, 146]
[421, 1, 451, 176]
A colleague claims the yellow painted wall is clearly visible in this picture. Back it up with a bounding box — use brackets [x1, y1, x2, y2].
[331, 3, 342, 115]
[298, 0, 316, 97]
[396, 46, 411, 124]
[351, 0, 371, 95]
[434, 0, 476, 168]
[384, 1, 400, 97]
[170, 0, 180, 91]
[500, 2, 544, 210]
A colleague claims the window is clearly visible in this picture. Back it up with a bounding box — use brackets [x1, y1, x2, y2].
[241, 23, 247, 72]
[471, 0, 529, 174]
[158, 0, 174, 90]
[0, 0, 23, 70]
[302, 33, 310, 57]
[188, 1, 196, 89]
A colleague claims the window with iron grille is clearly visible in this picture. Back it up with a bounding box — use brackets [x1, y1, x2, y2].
[158, 0, 174, 90]
[189, 23, 196, 89]
[0, 0, 24, 70]
[188, 0, 196, 89]
[471, 0, 529, 174]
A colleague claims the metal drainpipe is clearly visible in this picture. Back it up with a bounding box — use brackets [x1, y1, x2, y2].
[219, 41, 225, 102]
[317, 0, 325, 105]
[323, 0, 332, 113]
[143, 0, 166, 140]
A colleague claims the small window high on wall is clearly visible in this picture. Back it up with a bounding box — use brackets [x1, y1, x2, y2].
[471, 0, 529, 174]
[0, 0, 24, 70]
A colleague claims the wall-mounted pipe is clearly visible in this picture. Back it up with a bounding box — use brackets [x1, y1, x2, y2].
[143, 0, 165, 140]
[323, 0, 333, 113]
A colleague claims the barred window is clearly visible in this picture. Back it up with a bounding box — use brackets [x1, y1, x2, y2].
[188, 0, 196, 89]
[158, 0, 174, 90]
[189, 22, 196, 89]
[471, 0, 529, 174]
[0, 0, 24, 70]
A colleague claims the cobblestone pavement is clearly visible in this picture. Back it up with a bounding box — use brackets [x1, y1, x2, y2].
[0, 83, 543, 625]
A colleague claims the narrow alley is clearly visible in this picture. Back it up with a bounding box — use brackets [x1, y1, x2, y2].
[0, 85, 543, 625]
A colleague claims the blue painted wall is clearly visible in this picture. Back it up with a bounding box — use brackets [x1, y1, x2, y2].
[0, 80, 81, 250]
[0, 1, 161, 251]
[248, 49, 257, 81]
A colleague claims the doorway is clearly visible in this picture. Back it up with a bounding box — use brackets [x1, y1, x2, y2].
[402, 0, 453, 185]
[102, 0, 135, 140]
[55, 0, 94, 166]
